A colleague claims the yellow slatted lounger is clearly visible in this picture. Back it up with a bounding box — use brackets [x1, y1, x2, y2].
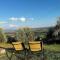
[27, 41, 43, 60]
[29, 41, 43, 52]
[6, 42, 24, 60]
[12, 42, 23, 51]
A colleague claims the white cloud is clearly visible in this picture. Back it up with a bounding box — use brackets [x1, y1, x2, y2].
[0, 21, 8, 24]
[19, 17, 26, 22]
[9, 17, 34, 22]
[9, 24, 18, 28]
[9, 17, 18, 21]
[19, 17, 34, 22]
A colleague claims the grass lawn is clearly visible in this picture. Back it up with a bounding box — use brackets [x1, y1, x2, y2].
[44, 44, 60, 52]
[0, 43, 13, 48]
[0, 43, 60, 60]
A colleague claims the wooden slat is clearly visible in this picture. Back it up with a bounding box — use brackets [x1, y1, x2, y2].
[29, 41, 42, 51]
[12, 42, 23, 50]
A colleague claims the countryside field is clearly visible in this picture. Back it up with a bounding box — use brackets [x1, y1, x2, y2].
[0, 26, 60, 60]
[0, 0, 60, 60]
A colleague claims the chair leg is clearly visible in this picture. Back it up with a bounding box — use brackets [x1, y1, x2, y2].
[6, 50, 14, 60]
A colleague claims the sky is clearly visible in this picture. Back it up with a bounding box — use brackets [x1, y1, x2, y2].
[0, 0, 60, 29]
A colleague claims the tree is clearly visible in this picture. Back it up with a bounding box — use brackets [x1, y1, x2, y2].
[0, 28, 7, 42]
[16, 27, 35, 46]
[16, 27, 34, 41]
[43, 17, 60, 44]
[57, 17, 60, 26]
[52, 17, 60, 43]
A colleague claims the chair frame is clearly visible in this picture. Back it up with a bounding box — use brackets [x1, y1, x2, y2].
[6, 42, 25, 60]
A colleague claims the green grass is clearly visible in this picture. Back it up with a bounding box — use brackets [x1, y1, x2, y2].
[44, 44, 60, 52]
[0, 43, 60, 60]
[0, 43, 13, 48]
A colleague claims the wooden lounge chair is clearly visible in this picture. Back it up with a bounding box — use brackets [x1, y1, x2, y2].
[27, 41, 43, 60]
[6, 42, 24, 60]
[28, 41, 43, 52]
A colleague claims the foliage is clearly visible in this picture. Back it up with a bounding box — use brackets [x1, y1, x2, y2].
[0, 28, 7, 42]
[16, 27, 35, 45]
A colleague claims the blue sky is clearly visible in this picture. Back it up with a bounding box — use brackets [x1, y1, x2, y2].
[0, 0, 60, 29]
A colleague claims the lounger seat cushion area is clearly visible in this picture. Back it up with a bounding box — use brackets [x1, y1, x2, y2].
[12, 42, 23, 51]
[29, 41, 42, 51]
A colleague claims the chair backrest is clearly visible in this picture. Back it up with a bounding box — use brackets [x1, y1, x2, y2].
[29, 41, 43, 52]
[12, 42, 23, 51]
